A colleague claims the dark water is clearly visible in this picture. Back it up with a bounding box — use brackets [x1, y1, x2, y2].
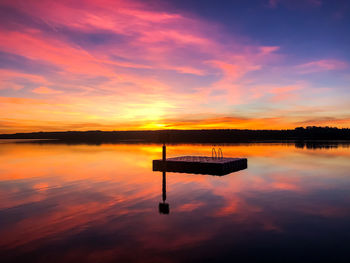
[0, 141, 350, 262]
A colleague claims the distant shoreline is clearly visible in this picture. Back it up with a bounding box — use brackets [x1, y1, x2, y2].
[1, 127, 350, 143]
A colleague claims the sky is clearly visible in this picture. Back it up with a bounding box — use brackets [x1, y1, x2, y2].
[0, 0, 349, 133]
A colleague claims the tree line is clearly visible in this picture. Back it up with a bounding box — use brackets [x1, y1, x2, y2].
[1, 126, 350, 143]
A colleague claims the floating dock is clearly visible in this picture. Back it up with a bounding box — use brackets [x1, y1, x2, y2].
[153, 156, 247, 176]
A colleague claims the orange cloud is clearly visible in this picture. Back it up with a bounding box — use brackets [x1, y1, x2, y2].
[32, 86, 62, 94]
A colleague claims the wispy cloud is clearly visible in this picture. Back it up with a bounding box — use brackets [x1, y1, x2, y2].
[297, 59, 348, 74]
[268, 0, 322, 8]
[32, 86, 62, 94]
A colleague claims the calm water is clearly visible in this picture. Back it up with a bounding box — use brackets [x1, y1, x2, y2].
[1, 141, 350, 262]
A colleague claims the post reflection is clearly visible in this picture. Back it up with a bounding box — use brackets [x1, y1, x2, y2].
[158, 171, 170, 214]
[159, 143, 169, 214]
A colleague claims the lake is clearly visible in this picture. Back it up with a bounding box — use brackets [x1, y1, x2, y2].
[1, 141, 350, 262]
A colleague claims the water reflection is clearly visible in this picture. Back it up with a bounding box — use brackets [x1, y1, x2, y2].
[0, 141, 350, 262]
[13, 138, 350, 149]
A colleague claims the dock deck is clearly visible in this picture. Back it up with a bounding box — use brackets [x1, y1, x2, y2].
[153, 156, 247, 176]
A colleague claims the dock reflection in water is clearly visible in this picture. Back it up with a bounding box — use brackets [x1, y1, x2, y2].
[154, 145, 248, 215]
[1, 141, 350, 262]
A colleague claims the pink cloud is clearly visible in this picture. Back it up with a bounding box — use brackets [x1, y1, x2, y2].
[0, 0, 269, 102]
[269, 85, 302, 102]
[269, 0, 280, 8]
[0, 69, 50, 90]
[259, 46, 280, 55]
[268, 0, 322, 8]
[297, 59, 348, 74]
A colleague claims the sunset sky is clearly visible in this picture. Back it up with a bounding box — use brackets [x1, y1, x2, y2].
[0, 0, 349, 133]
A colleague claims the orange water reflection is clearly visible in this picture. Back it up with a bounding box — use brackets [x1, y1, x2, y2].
[1, 141, 350, 262]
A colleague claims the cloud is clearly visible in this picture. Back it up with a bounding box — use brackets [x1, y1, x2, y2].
[268, 0, 322, 8]
[297, 59, 348, 74]
[295, 116, 350, 127]
[259, 46, 280, 55]
[32, 86, 62, 94]
[268, 0, 280, 8]
[0, 50, 61, 75]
